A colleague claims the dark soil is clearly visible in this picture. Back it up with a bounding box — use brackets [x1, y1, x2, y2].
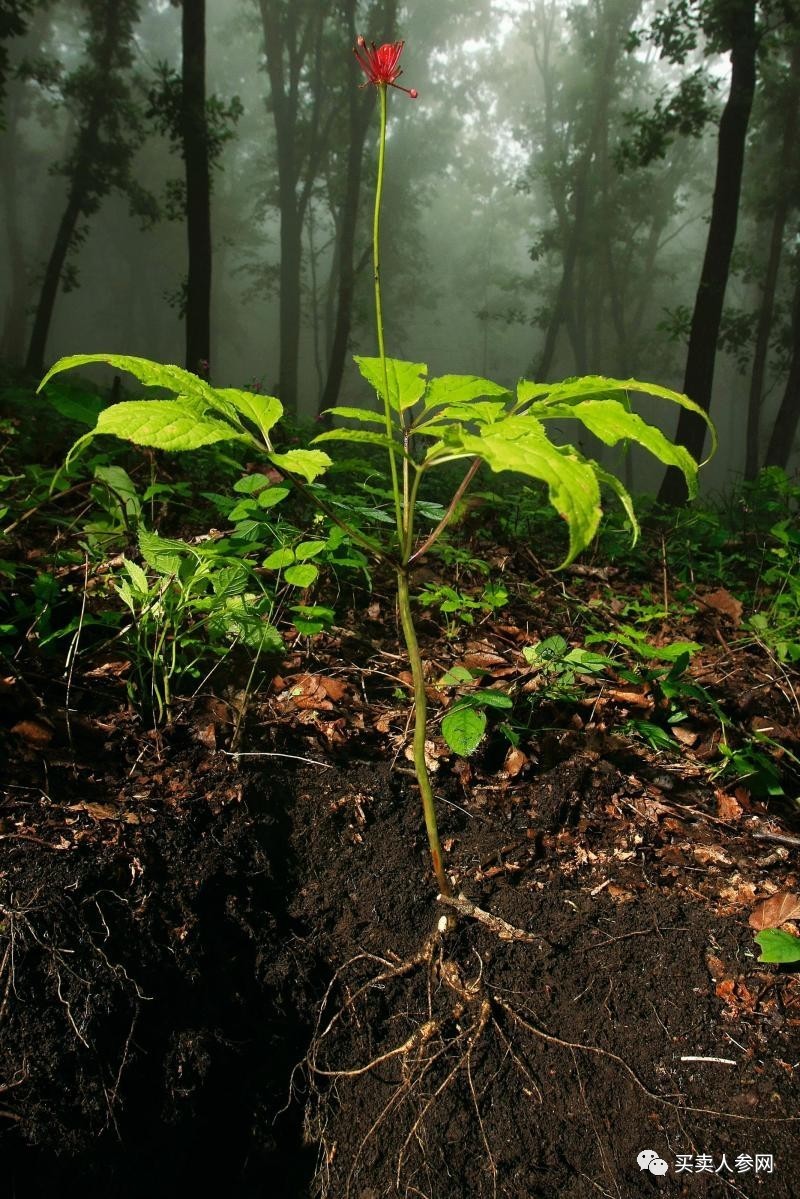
[1, 526, 799, 1197]
[0, 721, 798, 1198]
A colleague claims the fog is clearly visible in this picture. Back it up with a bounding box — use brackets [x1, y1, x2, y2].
[2, 0, 798, 493]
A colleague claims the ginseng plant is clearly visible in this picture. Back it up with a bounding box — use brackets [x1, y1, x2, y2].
[40, 37, 714, 901]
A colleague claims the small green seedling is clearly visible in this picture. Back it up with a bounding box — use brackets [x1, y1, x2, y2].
[41, 37, 715, 896]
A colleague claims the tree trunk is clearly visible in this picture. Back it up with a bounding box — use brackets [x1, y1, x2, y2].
[182, 0, 211, 376]
[534, 0, 631, 380]
[744, 39, 800, 479]
[318, 0, 383, 416]
[0, 93, 29, 362]
[25, 2, 123, 375]
[659, 0, 758, 505]
[763, 262, 800, 469]
[258, 0, 319, 416]
[25, 189, 83, 375]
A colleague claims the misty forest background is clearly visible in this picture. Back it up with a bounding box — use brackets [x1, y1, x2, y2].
[1, 0, 800, 498]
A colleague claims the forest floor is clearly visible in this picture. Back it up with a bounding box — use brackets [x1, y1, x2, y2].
[1, 521, 799, 1199]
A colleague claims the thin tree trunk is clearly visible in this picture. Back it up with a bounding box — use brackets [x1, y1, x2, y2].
[535, 1, 629, 380]
[0, 94, 29, 362]
[744, 39, 800, 479]
[659, 0, 758, 504]
[25, 3, 123, 374]
[182, 0, 211, 375]
[763, 263, 800, 469]
[318, 0, 383, 416]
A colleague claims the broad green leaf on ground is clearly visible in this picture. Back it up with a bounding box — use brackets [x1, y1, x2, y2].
[469, 690, 513, 710]
[354, 356, 427, 412]
[423, 375, 510, 410]
[755, 929, 800, 963]
[438, 665, 475, 687]
[94, 399, 243, 452]
[268, 449, 331, 483]
[441, 704, 487, 756]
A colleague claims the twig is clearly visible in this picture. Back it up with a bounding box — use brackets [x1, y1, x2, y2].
[751, 830, 800, 850]
[680, 1055, 737, 1065]
[221, 750, 333, 768]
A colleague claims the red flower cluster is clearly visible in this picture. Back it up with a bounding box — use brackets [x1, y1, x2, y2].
[353, 37, 417, 98]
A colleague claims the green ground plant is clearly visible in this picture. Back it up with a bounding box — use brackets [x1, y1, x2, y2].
[40, 36, 714, 897]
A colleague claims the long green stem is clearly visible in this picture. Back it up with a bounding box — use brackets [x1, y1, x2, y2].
[373, 84, 405, 545]
[372, 82, 449, 896]
[396, 569, 451, 896]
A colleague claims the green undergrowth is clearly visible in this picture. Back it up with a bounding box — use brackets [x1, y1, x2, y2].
[1, 374, 798, 804]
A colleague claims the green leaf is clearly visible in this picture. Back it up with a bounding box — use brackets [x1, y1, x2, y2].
[233, 474, 269, 494]
[423, 375, 510, 410]
[214, 388, 282, 442]
[755, 929, 800, 964]
[536, 398, 700, 499]
[268, 448, 331, 483]
[519, 375, 717, 465]
[93, 464, 142, 517]
[40, 353, 216, 403]
[263, 547, 295, 569]
[431, 417, 601, 566]
[295, 540, 326, 561]
[210, 564, 250, 598]
[95, 399, 243, 452]
[138, 528, 190, 575]
[122, 557, 149, 595]
[218, 601, 284, 653]
[284, 563, 319, 588]
[594, 464, 639, 544]
[470, 690, 513, 710]
[312, 428, 406, 457]
[419, 398, 506, 426]
[257, 486, 290, 509]
[323, 406, 386, 425]
[354, 356, 427, 412]
[523, 635, 569, 665]
[438, 665, 475, 686]
[441, 705, 487, 756]
[44, 383, 105, 427]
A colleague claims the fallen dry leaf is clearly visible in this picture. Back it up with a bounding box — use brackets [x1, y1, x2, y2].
[749, 891, 800, 930]
[702, 587, 743, 627]
[69, 801, 120, 821]
[716, 790, 743, 823]
[10, 718, 54, 746]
